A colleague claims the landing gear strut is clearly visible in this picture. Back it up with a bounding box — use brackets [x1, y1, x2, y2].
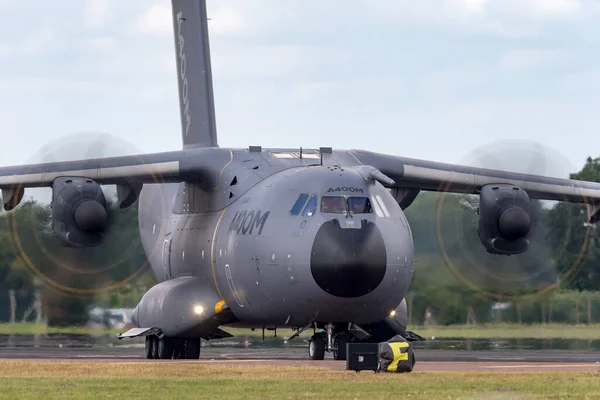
[325, 323, 334, 352]
[145, 335, 201, 359]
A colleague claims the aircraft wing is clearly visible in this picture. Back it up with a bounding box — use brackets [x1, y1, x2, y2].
[0, 147, 232, 210]
[0, 151, 183, 189]
[349, 150, 600, 222]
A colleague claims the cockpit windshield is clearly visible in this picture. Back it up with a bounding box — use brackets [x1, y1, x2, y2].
[348, 197, 373, 214]
[321, 196, 347, 214]
[320, 196, 373, 214]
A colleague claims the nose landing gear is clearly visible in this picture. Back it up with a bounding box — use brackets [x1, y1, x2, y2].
[307, 323, 352, 361]
[332, 333, 348, 360]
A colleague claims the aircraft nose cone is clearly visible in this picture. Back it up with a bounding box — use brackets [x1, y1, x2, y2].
[310, 219, 387, 298]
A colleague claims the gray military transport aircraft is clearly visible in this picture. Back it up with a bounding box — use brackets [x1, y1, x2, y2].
[2, 0, 600, 361]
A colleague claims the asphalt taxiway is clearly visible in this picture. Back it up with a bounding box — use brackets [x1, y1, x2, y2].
[1, 345, 599, 372]
[2, 333, 600, 372]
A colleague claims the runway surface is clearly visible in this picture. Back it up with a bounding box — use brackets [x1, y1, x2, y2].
[1, 337, 600, 372]
[0, 334, 600, 372]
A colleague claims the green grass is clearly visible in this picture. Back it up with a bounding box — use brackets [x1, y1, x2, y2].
[0, 361, 599, 399]
[4, 322, 600, 340]
[0, 323, 122, 336]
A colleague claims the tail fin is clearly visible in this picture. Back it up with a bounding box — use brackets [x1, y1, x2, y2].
[171, 0, 218, 148]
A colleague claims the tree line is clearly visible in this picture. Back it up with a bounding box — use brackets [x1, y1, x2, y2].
[0, 156, 598, 326]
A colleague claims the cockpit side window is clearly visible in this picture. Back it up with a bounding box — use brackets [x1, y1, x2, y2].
[348, 197, 373, 214]
[302, 194, 318, 217]
[321, 196, 346, 214]
[290, 193, 309, 215]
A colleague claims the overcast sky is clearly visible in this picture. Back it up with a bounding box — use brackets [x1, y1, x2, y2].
[1, 0, 599, 179]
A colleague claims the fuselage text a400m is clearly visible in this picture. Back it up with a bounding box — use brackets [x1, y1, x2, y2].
[2, 0, 600, 363]
[228, 210, 270, 236]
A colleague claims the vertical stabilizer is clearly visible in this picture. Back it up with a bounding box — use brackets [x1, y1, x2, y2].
[171, 0, 218, 148]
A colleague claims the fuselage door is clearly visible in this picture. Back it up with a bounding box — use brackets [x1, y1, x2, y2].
[162, 234, 172, 281]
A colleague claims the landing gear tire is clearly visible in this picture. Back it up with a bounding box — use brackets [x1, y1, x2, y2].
[172, 338, 185, 359]
[185, 338, 201, 359]
[145, 336, 154, 359]
[333, 334, 348, 361]
[151, 335, 160, 359]
[158, 337, 174, 359]
[308, 333, 325, 360]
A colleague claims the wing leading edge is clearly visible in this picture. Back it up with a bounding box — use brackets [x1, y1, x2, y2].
[0, 147, 233, 210]
[349, 150, 600, 223]
[0, 151, 182, 189]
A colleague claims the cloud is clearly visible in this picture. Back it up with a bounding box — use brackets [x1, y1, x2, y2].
[563, 69, 600, 92]
[460, 0, 488, 14]
[208, 5, 247, 36]
[83, 0, 111, 28]
[134, 4, 172, 36]
[290, 82, 336, 102]
[20, 29, 59, 56]
[212, 45, 319, 79]
[161, 55, 176, 74]
[0, 76, 117, 95]
[416, 67, 493, 97]
[86, 36, 117, 53]
[498, 50, 567, 74]
[364, 0, 594, 38]
[0, 44, 11, 57]
[524, 0, 581, 19]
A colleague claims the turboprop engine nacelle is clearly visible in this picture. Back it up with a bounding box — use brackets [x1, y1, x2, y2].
[51, 177, 108, 248]
[478, 183, 532, 255]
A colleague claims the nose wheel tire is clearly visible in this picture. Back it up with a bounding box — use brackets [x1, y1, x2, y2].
[333, 334, 348, 361]
[308, 333, 325, 360]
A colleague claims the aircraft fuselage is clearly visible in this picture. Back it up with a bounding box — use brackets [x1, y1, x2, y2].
[137, 148, 415, 330]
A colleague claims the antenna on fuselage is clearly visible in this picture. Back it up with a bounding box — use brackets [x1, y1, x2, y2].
[319, 147, 332, 166]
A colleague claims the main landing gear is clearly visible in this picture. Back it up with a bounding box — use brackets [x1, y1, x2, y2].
[308, 323, 350, 361]
[145, 335, 201, 359]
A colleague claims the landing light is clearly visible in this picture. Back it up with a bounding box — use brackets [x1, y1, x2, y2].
[390, 310, 396, 317]
[194, 305, 204, 315]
